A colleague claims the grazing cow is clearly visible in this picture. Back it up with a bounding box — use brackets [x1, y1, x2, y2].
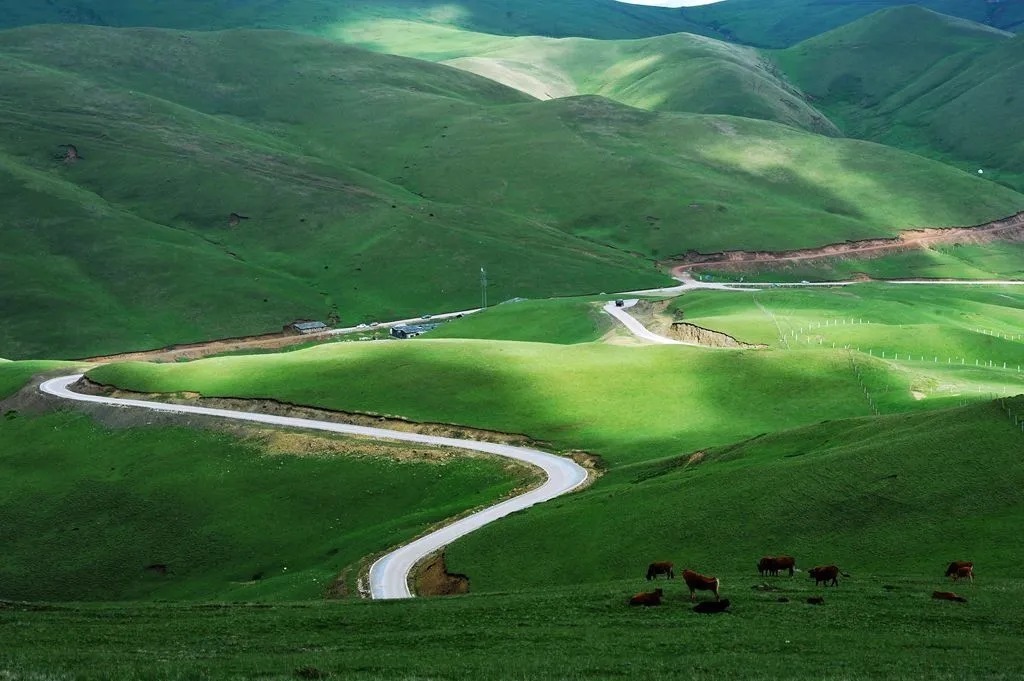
[952, 565, 974, 583]
[693, 598, 731, 614]
[683, 569, 721, 601]
[808, 565, 849, 586]
[932, 591, 967, 603]
[945, 561, 973, 582]
[759, 555, 796, 577]
[629, 588, 663, 606]
[646, 561, 675, 581]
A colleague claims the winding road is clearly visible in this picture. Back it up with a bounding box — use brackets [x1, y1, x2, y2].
[38, 374, 589, 600]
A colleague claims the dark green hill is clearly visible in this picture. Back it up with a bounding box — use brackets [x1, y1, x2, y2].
[688, 0, 1024, 47]
[2, 25, 1021, 359]
[2, 0, 1021, 47]
[0, 0, 706, 39]
[776, 7, 1024, 190]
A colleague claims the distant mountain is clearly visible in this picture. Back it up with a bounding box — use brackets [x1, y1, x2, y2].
[686, 0, 1024, 47]
[0, 0, 1020, 47]
[776, 6, 1024, 190]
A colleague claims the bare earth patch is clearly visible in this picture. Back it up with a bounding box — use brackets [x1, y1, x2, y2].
[667, 211, 1024, 275]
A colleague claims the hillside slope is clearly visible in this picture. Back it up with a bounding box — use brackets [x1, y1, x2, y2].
[339, 20, 837, 134]
[0, 26, 665, 359]
[687, 0, 1024, 47]
[2, 25, 1022, 359]
[449, 397, 1024, 589]
[777, 7, 1024, 190]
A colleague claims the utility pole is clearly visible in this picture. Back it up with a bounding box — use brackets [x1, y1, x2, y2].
[480, 267, 488, 309]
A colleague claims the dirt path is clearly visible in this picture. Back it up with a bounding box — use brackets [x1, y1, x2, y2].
[667, 211, 1024, 276]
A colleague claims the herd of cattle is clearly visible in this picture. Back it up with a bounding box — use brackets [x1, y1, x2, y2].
[631, 557, 976, 612]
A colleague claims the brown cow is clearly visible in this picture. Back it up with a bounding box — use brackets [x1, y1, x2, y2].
[646, 561, 675, 580]
[945, 561, 973, 582]
[693, 598, 731, 614]
[629, 588, 663, 606]
[758, 555, 796, 577]
[932, 591, 967, 603]
[952, 566, 974, 583]
[808, 565, 849, 586]
[683, 569, 720, 601]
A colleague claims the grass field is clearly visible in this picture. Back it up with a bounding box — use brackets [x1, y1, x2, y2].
[0, 407, 526, 602]
[87, 338, 913, 466]
[0, 359, 79, 399]
[675, 285, 1024, 407]
[3, 574, 1024, 679]
[427, 297, 611, 344]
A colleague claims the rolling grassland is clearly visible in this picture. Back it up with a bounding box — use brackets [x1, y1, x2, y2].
[3, 574, 1024, 679]
[86, 339, 902, 465]
[3, 24, 1023, 360]
[4, 5, 1024, 678]
[0, 364, 527, 602]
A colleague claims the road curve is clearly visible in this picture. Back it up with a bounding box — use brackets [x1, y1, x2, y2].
[602, 300, 684, 345]
[38, 374, 589, 600]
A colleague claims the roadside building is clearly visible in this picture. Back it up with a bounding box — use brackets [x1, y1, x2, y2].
[285, 320, 328, 335]
[390, 323, 438, 339]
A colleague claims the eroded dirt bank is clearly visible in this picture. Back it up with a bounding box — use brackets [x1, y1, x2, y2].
[627, 300, 764, 349]
[668, 211, 1024, 275]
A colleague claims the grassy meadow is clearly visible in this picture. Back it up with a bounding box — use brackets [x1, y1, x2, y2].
[4, 5, 1024, 678]
[0, 364, 527, 602]
[427, 297, 611, 344]
[3, 575, 1024, 680]
[88, 339, 902, 466]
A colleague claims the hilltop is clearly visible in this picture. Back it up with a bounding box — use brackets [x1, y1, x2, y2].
[340, 20, 837, 134]
[777, 7, 1024, 190]
[1, 0, 1021, 47]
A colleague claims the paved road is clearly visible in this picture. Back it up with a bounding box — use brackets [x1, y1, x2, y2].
[38, 374, 589, 600]
[602, 300, 685, 345]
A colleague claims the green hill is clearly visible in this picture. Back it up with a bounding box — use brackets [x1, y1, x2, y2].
[0, 26, 666, 359]
[687, 0, 1024, 47]
[777, 7, 1024, 191]
[2, 24, 1022, 360]
[339, 20, 838, 134]
[448, 396, 1024, 590]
